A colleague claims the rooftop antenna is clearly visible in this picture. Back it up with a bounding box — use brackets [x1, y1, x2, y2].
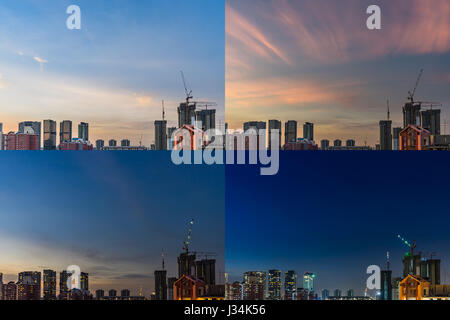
[387, 99, 390, 121]
[162, 100, 165, 121]
[386, 251, 390, 271]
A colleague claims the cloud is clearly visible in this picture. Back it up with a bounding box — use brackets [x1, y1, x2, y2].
[134, 93, 153, 106]
[33, 56, 48, 71]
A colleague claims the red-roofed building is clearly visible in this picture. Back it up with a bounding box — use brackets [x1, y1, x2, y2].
[2, 132, 39, 150]
[399, 125, 431, 150]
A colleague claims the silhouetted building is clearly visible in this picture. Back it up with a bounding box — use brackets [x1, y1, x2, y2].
[334, 289, 341, 297]
[268, 120, 281, 150]
[108, 289, 117, 297]
[393, 127, 402, 150]
[43, 120, 57, 150]
[380, 270, 392, 300]
[403, 103, 421, 127]
[96, 139, 104, 150]
[59, 271, 71, 300]
[2, 282, 17, 300]
[420, 109, 440, 135]
[109, 139, 117, 147]
[80, 272, 89, 291]
[78, 122, 89, 141]
[178, 252, 197, 278]
[320, 139, 330, 150]
[95, 289, 105, 300]
[346, 139, 355, 147]
[243, 121, 266, 149]
[333, 139, 342, 147]
[178, 103, 196, 127]
[154, 270, 167, 300]
[284, 121, 297, 145]
[121, 139, 130, 147]
[60, 120, 72, 143]
[379, 120, 393, 150]
[322, 289, 329, 300]
[154, 120, 167, 150]
[196, 109, 216, 132]
[121, 289, 130, 297]
[168, 277, 177, 300]
[303, 122, 314, 141]
[420, 259, 440, 285]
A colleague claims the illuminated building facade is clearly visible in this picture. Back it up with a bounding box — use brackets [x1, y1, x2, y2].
[284, 270, 297, 300]
[267, 270, 281, 300]
[243, 271, 266, 300]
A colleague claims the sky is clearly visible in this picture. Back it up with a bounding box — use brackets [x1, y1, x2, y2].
[226, 152, 450, 296]
[226, 0, 450, 146]
[0, 152, 225, 297]
[0, 0, 224, 146]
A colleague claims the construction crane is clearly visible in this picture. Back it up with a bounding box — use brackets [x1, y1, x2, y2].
[408, 69, 423, 103]
[180, 71, 193, 105]
[183, 219, 194, 254]
[397, 234, 417, 256]
[387, 99, 390, 120]
[161, 249, 165, 270]
[162, 100, 165, 121]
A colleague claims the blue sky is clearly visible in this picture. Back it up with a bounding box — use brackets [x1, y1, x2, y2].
[226, 152, 450, 295]
[0, 0, 224, 146]
[0, 152, 225, 296]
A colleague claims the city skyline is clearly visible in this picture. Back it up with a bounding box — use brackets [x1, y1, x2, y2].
[0, 152, 225, 297]
[0, 0, 224, 146]
[226, 0, 450, 146]
[226, 152, 450, 294]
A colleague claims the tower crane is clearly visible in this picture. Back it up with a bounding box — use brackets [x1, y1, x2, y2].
[183, 219, 194, 254]
[180, 71, 193, 105]
[408, 69, 423, 103]
[397, 234, 417, 256]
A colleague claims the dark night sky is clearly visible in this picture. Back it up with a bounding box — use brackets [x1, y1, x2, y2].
[226, 152, 450, 295]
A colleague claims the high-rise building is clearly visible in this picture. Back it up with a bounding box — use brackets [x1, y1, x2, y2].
[380, 270, 392, 300]
[379, 120, 392, 150]
[284, 270, 297, 300]
[178, 103, 196, 127]
[19, 121, 41, 149]
[393, 127, 402, 150]
[154, 120, 167, 150]
[96, 139, 105, 150]
[60, 120, 72, 143]
[95, 289, 105, 300]
[2, 131, 39, 150]
[0, 122, 3, 150]
[284, 121, 297, 145]
[334, 289, 341, 297]
[420, 259, 440, 285]
[320, 139, 330, 150]
[303, 122, 314, 141]
[167, 277, 177, 300]
[195, 259, 216, 286]
[154, 270, 167, 300]
[121, 139, 130, 147]
[121, 289, 130, 297]
[403, 103, 421, 127]
[43, 120, 57, 150]
[108, 289, 117, 297]
[346, 139, 355, 147]
[43, 270, 57, 300]
[17, 271, 41, 300]
[243, 121, 266, 149]
[228, 281, 242, 300]
[78, 122, 89, 141]
[420, 109, 440, 135]
[196, 109, 216, 132]
[3, 282, 17, 300]
[243, 271, 266, 300]
[302, 272, 315, 292]
[347, 289, 354, 297]
[60, 271, 71, 300]
[321, 289, 329, 300]
[80, 272, 89, 291]
[109, 139, 117, 147]
[178, 252, 196, 278]
[268, 120, 281, 150]
[267, 270, 282, 300]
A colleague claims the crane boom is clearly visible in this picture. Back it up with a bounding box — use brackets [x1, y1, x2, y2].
[397, 234, 416, 256]
[183, 219, 194, 254]
[408, 69, 423, 103]
[180, 71, 193, 104]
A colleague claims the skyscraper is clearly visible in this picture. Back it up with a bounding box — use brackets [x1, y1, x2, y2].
[333, 139, 342, 147]
[121, 139, 130, 147]
[420, 259, 440, 285]
[303, 122, 314, 141]
[109, 139, 117, 147]
[154, 270, 167, 300]
[78, 122, 89, 141]
[43, 269, 57, 300]
[121, 289, 130, 297]
[403, 102, 421, 127]
[96, 139, 105, 150]
[379, 120, 393, 150]
[196, 109, 216, 132]
[178, 102, 196, 127]
[346, 289, 354, 297]
[334, 289, 341, 297]
[346, 139, 355, 147]
[284, 270, 297, 300]
[393, 127, 402, 150]
[167, 127, 177, 150]
[60, 270, 71, 300]
[284, 121, 297, 145]
[3, 282, 17, 300]
[195, 259, 216, 286]
[17, 271, 41, 300]
[420, 109, 441, 135]
[320, 139, 330, 150]
[19, 121, 41, 149]
[268, 120, 281, 150]
[80, 272, 89, 291]
[380, 270, 392, 300]
[95, 289, 105, 300]
[178, 252, 196, 278]
[243, 271, 266, 300]
[243, 121, 266, 150]
[60, 120, 72, 143]
[321, 289, 329, 300]
[302, 272, 315, 292]
[108, 289, 117, 297]
[154, 120, 168, 150]
[267, 270, 282, 300]
[43, 120, 57, 150]
[167, 277, 177, 300]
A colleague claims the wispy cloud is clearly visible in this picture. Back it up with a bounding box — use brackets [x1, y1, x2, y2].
[33, 56, 48, 71]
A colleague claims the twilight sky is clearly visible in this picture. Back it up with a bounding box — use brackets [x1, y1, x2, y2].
[226, 0, 450, 146]
[0, 0, 224, 146]
[226, 152, 450, 296]
[0, 153, 225, 296]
